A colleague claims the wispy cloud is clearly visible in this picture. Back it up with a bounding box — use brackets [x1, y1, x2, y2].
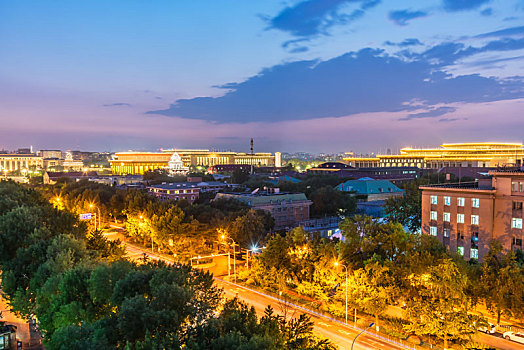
[267, 0, 381, 37]
[474, 25, 524, 38]
[388, 9, 428, 26]
[480, 8, 493, 16]
[399, 106, 457, 121]
[442, 0, 491, 12]
[103, 102, 132, 107]
[384, 38, 423, 47]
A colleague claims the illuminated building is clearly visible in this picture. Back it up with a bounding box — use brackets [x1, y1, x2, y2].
[420, 171, 524, 261]
[345, 142, 524, 169]
[110, 149, 281, 175]
[0, 153, 43, 172]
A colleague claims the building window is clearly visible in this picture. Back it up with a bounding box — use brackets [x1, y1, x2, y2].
[512, 182, 518, 192]
[430, 226, 437, 236]
[430, 211, 437, 221]
[457, 197, 465, 207]
[472, 198, 480, 208]
[457, 214, 464, 224]
[457, 246, 464, 256]
[511, 218, 523, 229]
[513, 201, 523, 210]
[443, 228, 450, 238]
[444, 196, 451, 206]
[443, 212, 450, 222]
[472, 232, 479, 243]
[513, 237, 523, 246]
[471, 215, 479, 225]
[430, 195, 438, 205]
[521, 182, 524, 192]
[471, 248, 479, 259]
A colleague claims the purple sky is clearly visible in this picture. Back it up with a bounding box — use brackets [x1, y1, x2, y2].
[1, 1, 523, 154]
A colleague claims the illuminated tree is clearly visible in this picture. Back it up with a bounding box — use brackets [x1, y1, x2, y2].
[404, 259, 480, 349]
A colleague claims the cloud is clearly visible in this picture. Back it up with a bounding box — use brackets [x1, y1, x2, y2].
[442, 0, 491, 12]
[480, 8, 493, 16]
[103, 102, 132, 107]
[438, 117, 459, 122]
[399, 106, 457, 121]
[474, 25, 524, 39]
[148, 43, 524, 123]
[384, 38, 423, 47]
[267, 0, 381, 37]
[388, 9, 428, 26]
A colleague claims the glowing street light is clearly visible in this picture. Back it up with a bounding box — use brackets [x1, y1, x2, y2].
[245, 245, 259, 269]
[334, 261, 348, 324]
[220, 233, 237, 283]
[89, 203, 101, 230]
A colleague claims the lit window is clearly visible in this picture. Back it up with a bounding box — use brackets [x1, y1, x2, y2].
[443, 212, 450, 222]
[444, 196, 451, 206]
[430, 211, 437, 220]
[431, 196, 438, 205]
[470, 248, 479, 259]
[457, 197, 465, 207]
[512, 182, 518, 192]
[472, 198, 480, 208]
[471, 215, 479, 225]
[430, 226, 437, 236]
[521, 183, 524, 192]
[457, 214, 465, 224]
[472, 232, 479, 242]
[457, 246, 464, 256]
[513, 201, 523, 210]
[512, 218, 523, 229]
[443, 228, 450, 237]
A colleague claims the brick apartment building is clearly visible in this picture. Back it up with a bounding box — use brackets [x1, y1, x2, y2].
[420, 171, 524, 261]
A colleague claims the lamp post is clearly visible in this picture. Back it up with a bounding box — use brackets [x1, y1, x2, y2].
[89, 204, 101, 230]
[245, 246, 259, 268]
[334, 261, 348, 324]
[351, 322, 375, 350]
[221, 234, 236, 283]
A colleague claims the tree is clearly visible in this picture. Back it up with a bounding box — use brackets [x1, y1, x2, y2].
[228, 209, 267, 248]
[309, 186, 356, 217]
[384, 179, 427, 233]
[480, 242, 524, 324]
[348, 262, 395, 331]
[404, 259, 480, 349]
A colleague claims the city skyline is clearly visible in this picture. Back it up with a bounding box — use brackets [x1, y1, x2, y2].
[1, 0, 524, 152]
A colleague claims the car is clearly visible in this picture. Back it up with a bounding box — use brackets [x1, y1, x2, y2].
[478, 322, 496, 334]
[503, 331, 524, 344]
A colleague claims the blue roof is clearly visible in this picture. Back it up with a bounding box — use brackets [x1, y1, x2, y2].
[336, 179, 403, 195]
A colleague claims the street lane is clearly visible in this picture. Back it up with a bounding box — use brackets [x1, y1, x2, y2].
[105, 229, 413, 350]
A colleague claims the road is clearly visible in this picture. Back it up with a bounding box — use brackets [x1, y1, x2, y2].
[105, 227, 413, 349]
[106, 227, 524, 350]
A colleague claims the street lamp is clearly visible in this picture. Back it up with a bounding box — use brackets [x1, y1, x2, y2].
[245, 246, 259, 269]
[89, 204, 101, 230]
[351, 322, 375, 350]
[221, 234, 237, 283]
[334, 261, 348, 324]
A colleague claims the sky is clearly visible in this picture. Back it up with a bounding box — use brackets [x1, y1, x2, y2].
[1, 0, 524, 154]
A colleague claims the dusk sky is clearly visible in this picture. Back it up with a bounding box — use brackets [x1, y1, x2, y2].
[1, 0, 524, 154]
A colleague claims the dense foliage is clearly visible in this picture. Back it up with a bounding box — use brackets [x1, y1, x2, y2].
[0, 180, 333, 349]
[242, 215, 524, 348]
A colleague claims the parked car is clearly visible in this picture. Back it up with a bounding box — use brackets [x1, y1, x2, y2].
[503, 331, 524, 344]
[478, 322, 496, 334]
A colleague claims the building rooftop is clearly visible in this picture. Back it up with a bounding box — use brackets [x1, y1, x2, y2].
[420, 181, 495, 190]
[337, 179, 404, 195]
[148, 181, 227, 190]
[215, 192, 310, 205]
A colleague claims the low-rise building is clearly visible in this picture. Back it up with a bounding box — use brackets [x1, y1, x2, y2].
[43, 171, 98, 185]
[215, 190, 312, 230]
[147, 182, 200, 203]
[420, 171, 524, 261]
[296, 216, 342, 239]
[336, 179, 404, 201]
